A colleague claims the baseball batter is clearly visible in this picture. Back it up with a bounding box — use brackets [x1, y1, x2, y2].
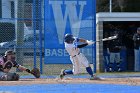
[0, 50, 40, 81]
[59, 34, 100, 80]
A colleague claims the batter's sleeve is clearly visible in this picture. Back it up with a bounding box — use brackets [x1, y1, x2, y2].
[77, 43, 88, 48]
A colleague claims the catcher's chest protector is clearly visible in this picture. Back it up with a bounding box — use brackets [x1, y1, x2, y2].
[0, 58, 14, 71]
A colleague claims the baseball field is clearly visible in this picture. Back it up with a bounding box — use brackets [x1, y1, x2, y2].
[0, 73, 140, 93]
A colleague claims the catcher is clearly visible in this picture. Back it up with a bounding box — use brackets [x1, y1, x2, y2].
[0, 50, 40, 81]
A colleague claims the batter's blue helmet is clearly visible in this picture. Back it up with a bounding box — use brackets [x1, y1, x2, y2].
[64, 33, 75, 43]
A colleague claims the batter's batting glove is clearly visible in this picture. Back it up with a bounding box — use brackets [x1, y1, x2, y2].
[86, 40, 95, 45]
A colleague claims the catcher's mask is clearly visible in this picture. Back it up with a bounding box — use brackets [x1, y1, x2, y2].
[5, 50, 15, 57]
[64, 33, 75, 43]
[4, 50, 16, 61]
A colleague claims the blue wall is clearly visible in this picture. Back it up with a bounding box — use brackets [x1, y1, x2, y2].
[44, 0, 96, 64]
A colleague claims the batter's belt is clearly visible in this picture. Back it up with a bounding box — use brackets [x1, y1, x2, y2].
[71, 52, 80, 58]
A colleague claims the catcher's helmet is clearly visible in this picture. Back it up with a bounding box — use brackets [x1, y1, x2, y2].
[5, 50, 15, 56]
[64, 33, 75, 43]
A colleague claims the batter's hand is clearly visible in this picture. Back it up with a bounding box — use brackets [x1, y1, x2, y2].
[86, 40, 95, 45]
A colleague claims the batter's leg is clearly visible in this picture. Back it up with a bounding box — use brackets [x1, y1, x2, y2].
[86, 66, 93, 77]
[59, 69, 73, 79]
[86, 67, 101, 80]
[77, 53, 100, 80]
[59, 57, 79, 79]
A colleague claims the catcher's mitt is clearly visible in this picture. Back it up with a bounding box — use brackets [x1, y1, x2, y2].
[30, 68, 40, 78]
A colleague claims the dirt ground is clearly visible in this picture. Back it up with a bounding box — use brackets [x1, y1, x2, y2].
[0, 78, 140, 86]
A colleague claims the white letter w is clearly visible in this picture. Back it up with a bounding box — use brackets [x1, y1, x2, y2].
[49, 0, 86, 44]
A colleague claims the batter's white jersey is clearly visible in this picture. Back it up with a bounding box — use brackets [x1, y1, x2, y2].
[65, 38, 90, 74]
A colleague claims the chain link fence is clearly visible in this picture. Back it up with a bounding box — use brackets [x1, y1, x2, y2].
[0, 0, 96, 76]
[0, 0, 73, 76]
[0, 0, 45, 75]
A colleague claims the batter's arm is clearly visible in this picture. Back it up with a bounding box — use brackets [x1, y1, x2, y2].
[78, 38, 94, 46]
[77, 43, 88, 48]
[78, 38, 87, 43]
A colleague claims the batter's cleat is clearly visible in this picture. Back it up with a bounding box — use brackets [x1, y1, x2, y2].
[59, 69, 65, 79]
[90, 75, 101, 80]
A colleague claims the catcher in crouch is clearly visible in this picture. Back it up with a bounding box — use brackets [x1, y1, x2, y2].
[59, 33, 100, 80]
[0, 50, 40, 81]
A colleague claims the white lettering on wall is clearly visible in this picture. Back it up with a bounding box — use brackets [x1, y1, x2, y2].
[45, 49, 69, 56]
[45, 48, 92, 57]
[49, 0, 87, 44]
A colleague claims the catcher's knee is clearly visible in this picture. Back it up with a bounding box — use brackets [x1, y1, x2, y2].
[0, 73, 20, 81]
[0, 74, 8, 81]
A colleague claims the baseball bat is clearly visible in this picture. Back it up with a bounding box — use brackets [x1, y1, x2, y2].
[95, 35, 118, 42]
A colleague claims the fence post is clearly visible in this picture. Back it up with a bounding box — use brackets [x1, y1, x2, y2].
[15, 0, 25, 66]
